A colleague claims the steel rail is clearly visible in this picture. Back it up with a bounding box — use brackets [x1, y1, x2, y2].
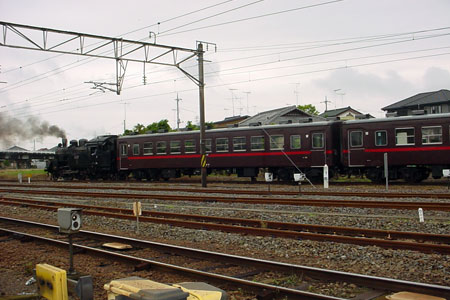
[1, 198, 449, 254]
[2, 195, 449, 243]
[0, 228, 340, 300]
[2, 182, 450, 199]
[0, 187, 449, 211]
[1, 217, 449, 299]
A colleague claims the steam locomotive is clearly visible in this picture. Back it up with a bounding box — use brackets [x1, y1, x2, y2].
[46, 113, 450, 183]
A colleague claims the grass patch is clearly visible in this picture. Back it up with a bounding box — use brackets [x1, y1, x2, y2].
[0, 169, 48, 180]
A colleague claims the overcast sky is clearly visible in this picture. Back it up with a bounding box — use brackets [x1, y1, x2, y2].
[1, 0, 450, 150]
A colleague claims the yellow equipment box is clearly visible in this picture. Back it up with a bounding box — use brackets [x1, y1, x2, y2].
[104, 277, 189, 300]
[174, 282, 227, 300]
[386, 291, 446, 300]
[35, 263, 68, 300]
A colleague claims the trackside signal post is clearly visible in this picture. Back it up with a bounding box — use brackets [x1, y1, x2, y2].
[0, 21, 213, 187]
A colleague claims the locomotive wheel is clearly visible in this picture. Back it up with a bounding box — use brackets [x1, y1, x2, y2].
[402, 168, 426, 183]
[365, 168, 383, 183]
[277, 169, 292, 181]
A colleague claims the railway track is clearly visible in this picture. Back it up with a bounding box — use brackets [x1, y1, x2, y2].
[0, 186, 449, 211]
[2, 182, 450, 199]
[1, 196, 449, 254]
[1, 216, 449, 300]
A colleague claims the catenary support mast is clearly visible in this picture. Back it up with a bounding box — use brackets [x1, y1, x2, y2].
[0, 21, 210, 187]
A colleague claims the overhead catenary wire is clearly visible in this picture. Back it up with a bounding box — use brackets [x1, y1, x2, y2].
[11, 50, 450, 119]
[158, 0, 345, 37]
[5, 44, 450, 116]
[0, 0, 262, 93]
[0, 0, 238, 75]
[3, 25, 449, 111]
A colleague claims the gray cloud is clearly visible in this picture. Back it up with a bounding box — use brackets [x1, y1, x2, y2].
[313, 68, 414, 99]
[422, 67, 450, 91]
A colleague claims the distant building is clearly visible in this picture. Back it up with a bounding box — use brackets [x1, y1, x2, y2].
[7, 145, 29, 152]
[319, 106, 372, 120]
[382, 89, 450, 116]
[0, 146, 54, 169]
[239, 105, 323, 126]
[213, 115, 249, 128]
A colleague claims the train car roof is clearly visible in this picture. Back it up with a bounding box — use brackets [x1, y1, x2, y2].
[342, 112, 450, 125]
[117, 120, 338, 140]
[87, 135, 117, 143]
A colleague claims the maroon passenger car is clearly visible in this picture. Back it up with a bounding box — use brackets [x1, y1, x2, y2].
[340, 113, 450, 182]
[116, 121, 340, 181]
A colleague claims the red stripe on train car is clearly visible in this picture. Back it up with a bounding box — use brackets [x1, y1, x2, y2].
[128, 154, 201, 160]
[365, 146, 450, 152]
[343, 146, 450, 154]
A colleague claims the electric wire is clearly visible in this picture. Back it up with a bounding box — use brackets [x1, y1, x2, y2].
[158, 0, 345, 37]
[5, 25, 448, 110]
[11, 51, 450, 119]
[5, 43, 450, 115]
[1, 0, 237, 75]
[158, 0, 264, 34]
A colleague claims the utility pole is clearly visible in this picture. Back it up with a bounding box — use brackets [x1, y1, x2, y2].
[174, 93, 182, 130]
[198, 43, 207, 188]
[290, 83, 300, 106]
[243, 91, 251, 114]
[334, 89, 345, 107]
[122, 102, 129, 133]
[229, 88, 237, 116]
[321, 96, 332, 112]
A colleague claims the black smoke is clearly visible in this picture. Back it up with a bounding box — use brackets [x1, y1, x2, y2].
[0, 113, 66, 148]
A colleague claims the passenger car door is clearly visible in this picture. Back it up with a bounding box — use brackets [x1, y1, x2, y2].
[348, 130, 365, 166]
[119, 143, 128, 170]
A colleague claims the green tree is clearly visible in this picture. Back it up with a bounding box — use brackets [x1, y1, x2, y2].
[185, 121, 199, 130]
[123, 119, 172, 135]
[184, 121, 215, 131]
[145, 119, 171, 133]
[297, 104, 319, 116]
[133, 123, 146, 134]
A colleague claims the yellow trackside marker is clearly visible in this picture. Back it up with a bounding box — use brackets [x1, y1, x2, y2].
[201, 155, 207, 168]
[36, 263, 68, 300]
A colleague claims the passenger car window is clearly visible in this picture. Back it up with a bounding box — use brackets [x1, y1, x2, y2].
[251, 136, 264, 151]
[205, 139, 212, 153]
[170, 140, 181, 154]
[233, 137, 246, 151]
[216, 138, 228, 152]
[143, 142, 153, 155]
[185, 140, 196, 153]
[120, 144, 128, 156]
[422, 126, 442, 144]
[270, 135, 284, 150]
[156, 141, 167, 154]
[395, 128, 415, 145]
[375, 131, 387, 146]
[133, 144, 140, 155]
[350, 131, 363, 147]
[312, 133, 324, 148]
[290, 135, 301, 149]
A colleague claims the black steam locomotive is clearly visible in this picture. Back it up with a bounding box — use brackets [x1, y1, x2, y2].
[47, 113, 450, 183]
[46, 135, 118, 180]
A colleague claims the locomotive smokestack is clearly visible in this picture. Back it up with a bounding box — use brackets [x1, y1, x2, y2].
[62, 138, 68, 148]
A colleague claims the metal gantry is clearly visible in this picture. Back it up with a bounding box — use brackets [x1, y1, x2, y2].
[0, 21, 210, 187]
